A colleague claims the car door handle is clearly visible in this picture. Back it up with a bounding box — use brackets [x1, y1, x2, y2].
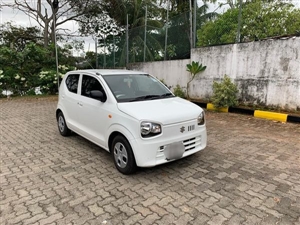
[78, 102, 83, 106]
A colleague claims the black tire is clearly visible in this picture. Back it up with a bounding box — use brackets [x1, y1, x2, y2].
[111, 135, 137, 175]
[57, 112, 71, 136]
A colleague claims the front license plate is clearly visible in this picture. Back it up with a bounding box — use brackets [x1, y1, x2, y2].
[164, 142, 185, 160]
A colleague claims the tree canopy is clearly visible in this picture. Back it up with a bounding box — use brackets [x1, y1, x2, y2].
[0, 23, 77, 95]
[2, 0, 102, 47]
[197, 0, 300, 47]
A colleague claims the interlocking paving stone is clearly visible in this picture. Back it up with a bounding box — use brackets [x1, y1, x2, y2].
[1, 97, 300, 224]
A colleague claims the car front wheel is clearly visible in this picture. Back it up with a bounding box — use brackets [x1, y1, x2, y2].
[112, 135, 137, 175]
[57, 112, 71, 136]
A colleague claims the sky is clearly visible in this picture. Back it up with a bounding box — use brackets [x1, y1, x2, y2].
[1, 0, 300, 56]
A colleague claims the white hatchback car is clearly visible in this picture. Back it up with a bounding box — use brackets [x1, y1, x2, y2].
[56, 69, 207, 174]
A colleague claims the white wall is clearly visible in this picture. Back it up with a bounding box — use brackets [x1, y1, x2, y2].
[129, 59, 191, 88]
[129, 37, 300, 110]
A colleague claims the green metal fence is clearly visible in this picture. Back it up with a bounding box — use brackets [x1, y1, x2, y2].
[94, 0, 300, 68]
[94, 11, 192, 68]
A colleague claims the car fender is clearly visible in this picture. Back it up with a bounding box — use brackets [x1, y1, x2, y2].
[56, 104, 66, 120]
[106, 123, 136, 150]
[56, 104, 75, 129]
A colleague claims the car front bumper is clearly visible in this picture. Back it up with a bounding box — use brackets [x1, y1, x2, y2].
[129, 120, 207, 167]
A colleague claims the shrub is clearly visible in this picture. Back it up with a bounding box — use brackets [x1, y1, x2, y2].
[173, 85, 186, 99]
[212, 75, 238, 108]
[0, 42, 77, 96]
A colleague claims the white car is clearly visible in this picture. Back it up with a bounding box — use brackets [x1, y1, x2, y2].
[56, 69, 207, 174]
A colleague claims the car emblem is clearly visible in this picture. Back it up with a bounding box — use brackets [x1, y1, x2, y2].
[180, 126, 185, 133]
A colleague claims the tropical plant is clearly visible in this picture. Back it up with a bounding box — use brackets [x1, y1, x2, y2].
[211, 75, 238, 109]
[186, 61, 206, 99]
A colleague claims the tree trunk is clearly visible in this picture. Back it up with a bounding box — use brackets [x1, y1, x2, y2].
[187, 80, 192, 100]
[44, 22, 49, 47]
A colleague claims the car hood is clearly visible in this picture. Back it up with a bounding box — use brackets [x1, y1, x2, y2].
[117, 97, 203, 125]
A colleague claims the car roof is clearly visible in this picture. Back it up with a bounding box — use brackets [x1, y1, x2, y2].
[71, 69, 148, 76]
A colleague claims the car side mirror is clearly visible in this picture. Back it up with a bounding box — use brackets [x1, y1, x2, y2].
[90, 90, 106, 102]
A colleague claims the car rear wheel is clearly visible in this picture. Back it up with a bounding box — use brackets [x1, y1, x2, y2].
[112, 135, 137, 174]
[57, 112, 71, 136]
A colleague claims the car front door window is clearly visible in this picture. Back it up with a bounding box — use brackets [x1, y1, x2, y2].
[81, 75, 105, 98]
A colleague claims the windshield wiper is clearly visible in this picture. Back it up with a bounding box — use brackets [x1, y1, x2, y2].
[129, 95, 161, 102]
[129, 93, 174, 102]
[160, 93, 174, 97]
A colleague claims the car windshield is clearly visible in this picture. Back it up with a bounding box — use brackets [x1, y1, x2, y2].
[102, 74, 174, 103]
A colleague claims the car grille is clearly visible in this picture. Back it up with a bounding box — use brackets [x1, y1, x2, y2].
[157, 135, 202, 158]
[183, 137, 197, 151]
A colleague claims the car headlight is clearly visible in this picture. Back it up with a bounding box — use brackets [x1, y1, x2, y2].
[198, 111, 205, 125]
[141, 122, 161, 137]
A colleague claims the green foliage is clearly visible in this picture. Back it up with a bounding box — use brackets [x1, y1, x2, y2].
[80, 0, 164, 66]
[186, 61, 206, 99]
[164, 12, 191, 60]
[78, 1, 216, 65]
[0, 42, 76, 96]
[241, 0, 300, 40]
[0, 43, 49, 95]
[162, 3, 216, 61]
[197, 0, 300, 46]
[38, 65, 75, 94]
[186, 61, 207, 77]
[101, 0, 161, 28]
[0, 23, 43, 51]
[197, 10, 239, 46]
[173, 85, 186, 99]
[196, 4, 218, 31]
[211, 75, 239, 108]
[166, 44, 177, 59]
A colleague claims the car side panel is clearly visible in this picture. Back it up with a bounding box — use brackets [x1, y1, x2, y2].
[75, 95, 111, 148]
[58, 80, 80, 130]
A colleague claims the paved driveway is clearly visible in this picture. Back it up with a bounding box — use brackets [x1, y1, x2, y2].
[1, 97, 300, 225]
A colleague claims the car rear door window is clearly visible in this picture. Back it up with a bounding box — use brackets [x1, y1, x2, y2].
[65, 74, 79, 93]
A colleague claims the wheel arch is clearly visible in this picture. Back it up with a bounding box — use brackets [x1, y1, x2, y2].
[109, 131, 120, 153]
[56, 108, 63, 120]
[108, 131, 132, 153]
[107, 125, 136, 154]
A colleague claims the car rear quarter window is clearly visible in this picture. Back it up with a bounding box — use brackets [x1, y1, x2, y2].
[65, 74, 79, 93]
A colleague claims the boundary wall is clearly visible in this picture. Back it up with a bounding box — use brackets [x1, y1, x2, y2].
[129, 37, 300, 110]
